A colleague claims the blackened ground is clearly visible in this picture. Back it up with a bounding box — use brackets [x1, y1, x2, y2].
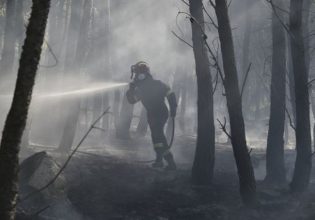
[49, 134, 315, 220]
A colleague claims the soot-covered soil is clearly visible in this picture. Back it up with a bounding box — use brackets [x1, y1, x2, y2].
[21, 134, 315, 220]
[64, 135, 315, 220]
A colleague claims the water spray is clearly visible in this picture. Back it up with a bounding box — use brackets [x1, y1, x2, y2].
[0, 82, 128, 100]
[38, 82, 128, 99]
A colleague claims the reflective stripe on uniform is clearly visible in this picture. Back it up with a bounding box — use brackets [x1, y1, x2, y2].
[154, 143, 165, 148]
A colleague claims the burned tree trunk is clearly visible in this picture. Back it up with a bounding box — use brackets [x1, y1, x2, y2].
[265, 0, 286, 184]
[214, 0, 256, 205]
[302, 0, 315, 151]
[289, 0, 312, 192]
[0, 0, 51, 219]
[189, 0, 215, 185]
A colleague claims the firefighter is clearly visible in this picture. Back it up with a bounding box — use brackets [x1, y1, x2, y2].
[126, 61, 177, 170]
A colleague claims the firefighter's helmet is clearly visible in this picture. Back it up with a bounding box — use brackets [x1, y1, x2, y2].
[131, 61, 151, 81]
[132, 61, 150, 74]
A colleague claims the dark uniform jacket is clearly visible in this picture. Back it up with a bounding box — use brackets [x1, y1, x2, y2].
[126, 78, 176, 119]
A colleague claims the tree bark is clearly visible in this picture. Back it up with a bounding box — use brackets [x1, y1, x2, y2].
[214, 0, 256, 205]
[302, 0, 315, 151]
[265, 0, 286, 184]
[189, 0, 215, 185]
[289, 0, 312, 192]
[0, 0, 50, 219]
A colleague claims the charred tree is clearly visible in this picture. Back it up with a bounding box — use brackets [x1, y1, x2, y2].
[189, 0, 215, 185]
[0, 0, 16, 78]
[302, 0, 311, 73]
[214, 0, 256, 205]
[0, 0, 51, 219]
[265, 0, 286, 184]
[302, 0, 315, 151]
[289, 0, 312, 192]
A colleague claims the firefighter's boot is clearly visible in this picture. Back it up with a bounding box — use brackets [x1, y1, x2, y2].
[164, 151, 176, 171]
[152, 149, 164, 168]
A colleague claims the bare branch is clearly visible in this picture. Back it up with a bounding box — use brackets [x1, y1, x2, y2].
[265, 0, 298, 44]
[241, 63, 252, 98]
[209, 0, 216, 8]
[180, 0, 189, 7]
[212, 69, 219, 94]
[171, 30, 193, 48]
[217, 117, 232, 139]
[178, 11, 225, 81]
[202, 4, 218, 29]
[20, 107, 111, 202]
[307, 78, 315, 87]
[39, 40, 59, 68]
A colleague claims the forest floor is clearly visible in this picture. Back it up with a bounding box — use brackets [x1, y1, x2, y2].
[18, 130, 315, 220]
